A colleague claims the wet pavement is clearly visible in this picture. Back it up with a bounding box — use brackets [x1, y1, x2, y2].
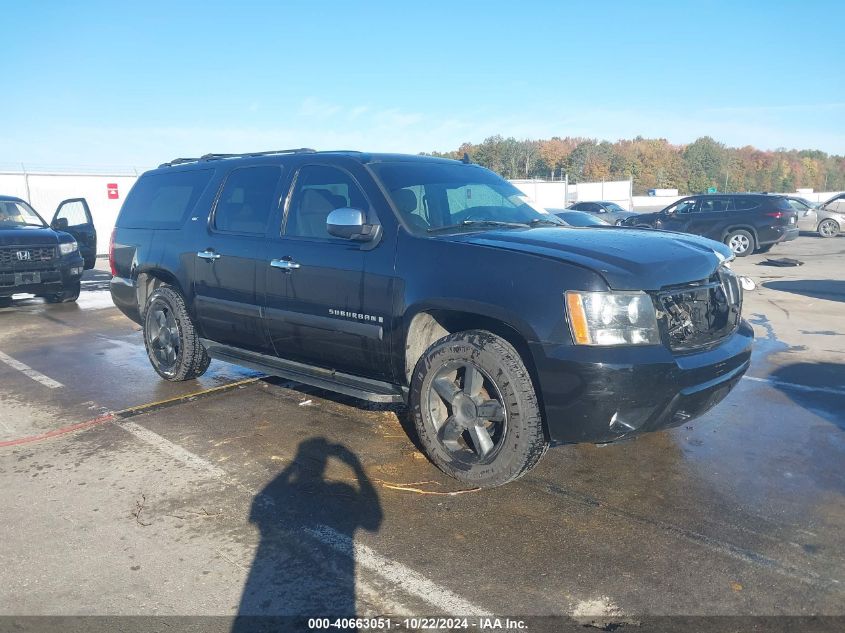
[0, 240, 843, 624]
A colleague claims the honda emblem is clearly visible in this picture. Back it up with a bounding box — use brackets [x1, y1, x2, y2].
[16, 250, 32, 261]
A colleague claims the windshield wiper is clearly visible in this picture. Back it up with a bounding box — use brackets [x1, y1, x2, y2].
[529, 218, 565, 227]
[427, 220, 529, 234]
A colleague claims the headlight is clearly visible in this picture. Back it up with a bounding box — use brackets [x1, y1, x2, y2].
[565, 290, 660, 345]
[59, 240, 78, 255]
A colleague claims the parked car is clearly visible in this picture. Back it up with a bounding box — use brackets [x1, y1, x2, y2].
[621, 194, 799, 256]
[110, 150, 752, 488]
[548, 209, 610, 226]
[0, 195, 95, 306]
[566, 201, 638, 225]
[794, 194, 844, 238]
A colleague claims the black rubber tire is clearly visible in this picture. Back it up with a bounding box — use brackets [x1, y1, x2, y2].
[143, 285, 211, 381]
[44, 281, 81, 303]
[725, 229, 754, 257]
[0, 297, 12, 308]
[818, 219, 840, 238]
[756, 243, 775, 254]
[410, 330, 548, 488]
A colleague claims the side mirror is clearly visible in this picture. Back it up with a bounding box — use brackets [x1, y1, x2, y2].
[326, 208, 377, 241]
[53, 217, 69, 231]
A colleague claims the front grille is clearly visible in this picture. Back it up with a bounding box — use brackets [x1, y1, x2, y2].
[0, 245, 56, 270]
[653, 268, 742, 352]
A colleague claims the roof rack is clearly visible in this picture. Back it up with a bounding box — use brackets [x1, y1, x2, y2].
[158, 148, 317, 168]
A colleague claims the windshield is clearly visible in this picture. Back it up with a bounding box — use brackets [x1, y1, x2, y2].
[370, 162, 564, 233]
[0, 200, 47, 227]
[605, 203, 626, 213]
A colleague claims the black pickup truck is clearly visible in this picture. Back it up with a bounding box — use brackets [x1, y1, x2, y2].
[109, 150, 753, 487]
[1, 195, 96, 305]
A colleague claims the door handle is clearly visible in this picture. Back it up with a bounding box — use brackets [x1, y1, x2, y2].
[270, 258, 301, 270]
[197, 249, 221, 261]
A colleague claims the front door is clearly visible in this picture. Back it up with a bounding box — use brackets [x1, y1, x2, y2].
[192, 165, 283, 353]
[655, 198, 699, 233]
[263, 164, 390, 378]
[52, 198, 96, 269]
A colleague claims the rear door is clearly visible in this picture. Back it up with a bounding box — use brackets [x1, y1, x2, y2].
[691, 197, 733, 240]
[192, 165, 284, 353]
[51, 198, 96, 269]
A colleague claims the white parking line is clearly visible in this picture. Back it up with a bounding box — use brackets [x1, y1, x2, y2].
[306, 524, 492, 617]
[115, 415, 488, 616]
[0, 350, 63, 389]
[744, 375, 845, 397]
[115, 420, 228, 478]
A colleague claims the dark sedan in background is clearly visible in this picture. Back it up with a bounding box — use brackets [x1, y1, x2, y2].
[566, 201, 639, 225]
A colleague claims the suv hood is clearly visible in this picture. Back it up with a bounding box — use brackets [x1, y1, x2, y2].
[0, 226, 59, 246]
[444, 227, 733, 290]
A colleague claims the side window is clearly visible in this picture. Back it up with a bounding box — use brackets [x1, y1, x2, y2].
[285, 165, 369, 239]
[700, 198, 733, 213]
[674, 199, 699, 214]
[55, 200, 90, 226]
[584, 203, 602, 212]
[733, 197, 761, 211]
[214, 166, 282, 234]
[118, 169, 214, 229]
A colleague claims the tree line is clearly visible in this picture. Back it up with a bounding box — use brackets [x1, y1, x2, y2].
[427, 136, 845, 196]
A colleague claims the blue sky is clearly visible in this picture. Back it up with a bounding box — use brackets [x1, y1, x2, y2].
[2, 0, 843, 169]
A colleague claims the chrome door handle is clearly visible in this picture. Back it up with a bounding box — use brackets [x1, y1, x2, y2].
[270, 258, 301, 270]
[197, 250, 221, 261]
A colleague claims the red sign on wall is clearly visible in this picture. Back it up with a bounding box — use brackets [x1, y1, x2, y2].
[107, 183, 119, 200]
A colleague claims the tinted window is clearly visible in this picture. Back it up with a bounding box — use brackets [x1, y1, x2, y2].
[670, 199, 698, 214]
[285, 165, 368, 239]
[214, 166, 282, 234]
[118, 169, 213, 229]
[699, 198, 733, 213]
[733, 197, 762, 211]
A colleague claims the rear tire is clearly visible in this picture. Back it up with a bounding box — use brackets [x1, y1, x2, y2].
[143, 285, 210, 381]
[818, 219, 840, 238]
[0, 297, 12, 308]
[44, 281, 81, 303]
[725, 229, 754, 257]
[410, 330, 548, 488]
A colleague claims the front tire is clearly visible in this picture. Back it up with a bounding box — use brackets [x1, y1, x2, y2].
[143, 285, 210, 381]
[410, 330, 548, 488]
[725, 229, 754, 257]
[44, 281, 81, 303]
[818, 219, 840, 238]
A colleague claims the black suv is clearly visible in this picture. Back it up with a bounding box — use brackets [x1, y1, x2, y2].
[0, 195, 96, 305]
[109, 150, 752, 487]
[621, 194, 799, 256]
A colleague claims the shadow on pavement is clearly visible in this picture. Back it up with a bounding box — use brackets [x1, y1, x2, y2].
[763, 279, 845, 303]
[232, 437, 382, 632]
[770, 362, 845, 431]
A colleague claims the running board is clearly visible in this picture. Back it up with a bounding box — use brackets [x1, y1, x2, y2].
[200, 339, 406, 404]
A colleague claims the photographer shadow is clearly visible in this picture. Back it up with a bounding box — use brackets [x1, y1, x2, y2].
[233, 437, 382, 632]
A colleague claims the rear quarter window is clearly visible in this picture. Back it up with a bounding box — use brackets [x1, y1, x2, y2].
[117, 169, 214, 229]
[733, 197, 762, 211]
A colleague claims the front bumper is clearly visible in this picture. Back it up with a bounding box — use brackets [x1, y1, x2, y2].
[0, 254, 84, 298]
[530, 319, 754, 444]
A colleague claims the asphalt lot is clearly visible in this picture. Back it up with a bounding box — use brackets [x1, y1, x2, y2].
[0, 234, 843, 629]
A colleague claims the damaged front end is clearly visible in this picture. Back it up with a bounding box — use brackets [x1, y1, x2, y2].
[653, 266, 743, 352]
